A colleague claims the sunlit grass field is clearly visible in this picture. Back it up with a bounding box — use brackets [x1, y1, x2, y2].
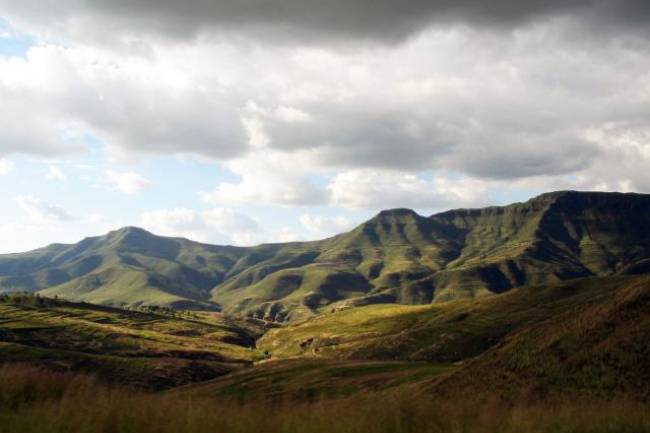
[0, 295, 264, 389]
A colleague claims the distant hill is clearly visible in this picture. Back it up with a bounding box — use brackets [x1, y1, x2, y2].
[2, 191, 650, 321]
[0, 226, 247, 311]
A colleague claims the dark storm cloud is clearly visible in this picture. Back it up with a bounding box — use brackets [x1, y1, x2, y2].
[2, 0, 649, 43]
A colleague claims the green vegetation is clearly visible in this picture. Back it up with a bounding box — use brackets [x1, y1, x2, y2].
[2, 191, 650, 321]
[260, 275, 650, 398]
[0, 274, 649, 430]
[0, 364, 648, 433]
[173, 359, 453, 402]
[1, 191, 650, 431]
[434, 275, 650, 400]
[0, 294, 264, 389]
[260, 275, 643, 360]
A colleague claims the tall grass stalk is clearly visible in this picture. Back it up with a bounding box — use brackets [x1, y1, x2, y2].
[0, 364, 647, 433]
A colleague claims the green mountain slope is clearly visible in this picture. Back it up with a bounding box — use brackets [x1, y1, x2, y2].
[0, 227, 249, 310]
[213, 191, 650, 320]
[428, 191, 650, 300]
[4, 275, 648, 400]
[258, 275, 646, 361]
[1, 191, 650, 320]
[175, 274, 650, 402]
[430, 275, 650, 400]
[258, 275, 650, 399]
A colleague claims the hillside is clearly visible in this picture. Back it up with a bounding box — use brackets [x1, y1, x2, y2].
[3, 275, 649, 400]
[259, 275, 648, 360]
[173, 359, 453, 402]
[430, 275, 650, 400]
[157, 274, 650, 404]
[1, 191, 650, 321]
[0, 227, 248, 310]
[0, 294, 264, 389]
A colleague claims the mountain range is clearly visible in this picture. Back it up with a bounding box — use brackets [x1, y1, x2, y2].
[2, 190, 650, 322]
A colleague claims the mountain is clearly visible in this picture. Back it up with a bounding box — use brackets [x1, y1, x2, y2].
[0, 227, 248, 310]
[1, 191, 650, 321]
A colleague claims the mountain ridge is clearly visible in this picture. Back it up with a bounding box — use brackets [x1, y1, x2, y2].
[2, 190, 650, 321]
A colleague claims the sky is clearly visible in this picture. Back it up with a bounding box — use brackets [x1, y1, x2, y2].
[0, 1, 649, 253]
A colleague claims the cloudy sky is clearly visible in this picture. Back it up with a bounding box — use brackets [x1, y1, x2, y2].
[0, 0, 649, 252]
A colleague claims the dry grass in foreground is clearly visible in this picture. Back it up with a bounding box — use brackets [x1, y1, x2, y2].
[0, 364, 648, 433]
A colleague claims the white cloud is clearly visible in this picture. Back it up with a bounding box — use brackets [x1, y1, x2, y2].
[0, 23, 647, 202]
[0, 212, 123, 254]
[15, 195, 76, 223]
[202, 208, 259, 233]
[140, 207, 308, 245]
[328, 169, 489, 210]
[141, 208, 204, 239]
[0, 222, 49, 253]
[202, 155, 327, 206]
[46, 165, 67, 181]
[0, 44, 247, 160]
[0, 3, 649, 241]
[274, 106, 313, 124]
[272, 227, 302, 243]
[104, 170, 152, 195]
[202, 114, 328, 206]
[300, 214, 354, 237]
[0, 24, 646, 188]
[0, 158, 14, 175]
[141, 207, 260, 245]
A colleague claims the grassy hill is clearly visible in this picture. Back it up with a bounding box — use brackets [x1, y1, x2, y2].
[3, 274, 646, 399]
[173, 359, 453, 402]
[2, 191, 650, 321]
[259, 275, 650, 398]
[430, 275, 650, 400]
[0, 294, 265, 389]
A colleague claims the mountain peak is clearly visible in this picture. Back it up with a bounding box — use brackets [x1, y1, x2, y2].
[525, 190, 590, 204]
[107, 226, 153, 238]
[104, 226, 162, 250]
[374, 208, 420, 219]
[528, 190, 650, 203]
